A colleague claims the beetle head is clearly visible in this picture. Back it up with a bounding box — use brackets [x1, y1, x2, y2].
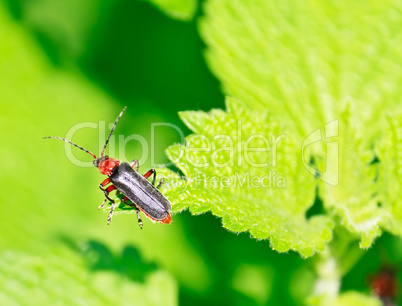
[94, 156, 121, 176]
[93, 156, 108, 168]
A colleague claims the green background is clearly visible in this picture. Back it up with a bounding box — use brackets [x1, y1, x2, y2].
[0, 0, 399, 305]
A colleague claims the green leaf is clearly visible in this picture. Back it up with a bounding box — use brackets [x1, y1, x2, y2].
[199, 0, 402, 247]
[145, 0, 198, 21]
[200, 0, 402, 144]
[0, 246, 177, 305]
[376, 114, 402, 236]
[332, 292, 381, 306]
[308, 291, 381, 306]
[162, 98, 334, 258]
[318, 105, 380, 248]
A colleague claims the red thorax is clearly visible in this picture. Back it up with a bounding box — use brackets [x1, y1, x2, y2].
[98, 157, 121, 176]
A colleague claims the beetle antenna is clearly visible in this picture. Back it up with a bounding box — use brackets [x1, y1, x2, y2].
[101, 106, 127, 157]
[43, 136, 97, 159]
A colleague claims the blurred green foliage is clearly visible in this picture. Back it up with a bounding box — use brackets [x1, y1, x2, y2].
[145, 0, 198, 20]
[1, 0, 402, 305]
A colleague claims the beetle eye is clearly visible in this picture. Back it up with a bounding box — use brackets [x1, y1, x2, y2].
[93, 156, 109, 167]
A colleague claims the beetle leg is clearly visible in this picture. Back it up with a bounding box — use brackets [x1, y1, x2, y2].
[99, 178, 111, 187]
[156, 178, 164, 189]
[143, 169, 156, 185]
[107, 202, 116, 225]
[135, 207, 143, 229]
[98, 178, 113, 209]
[99, 184, 116, 204]
[121, 196, 143, 229]
[130, 159, 139, 171]
[121, 196, 132, 205]
[98, 198, 107, 210]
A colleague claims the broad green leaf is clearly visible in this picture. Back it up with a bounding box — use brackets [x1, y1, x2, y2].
[200, 0, 402, 144]
[199, 0, 402, 247]
[161, 98, 333, 258]
[332, 292, 381, 306]
[308, 291, 381, 306]
[0, 246, 177, 305]
[318, 106, 380, 248]
[146, 0, 197, 20]
[376, 114, 402, 236]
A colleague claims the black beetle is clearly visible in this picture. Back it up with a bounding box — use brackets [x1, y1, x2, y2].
[44, 107, 172, 228]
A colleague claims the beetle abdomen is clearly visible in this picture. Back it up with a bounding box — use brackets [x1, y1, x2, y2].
[109, 162, 171, 221]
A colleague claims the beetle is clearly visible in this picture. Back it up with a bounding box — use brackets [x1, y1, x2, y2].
[44, 107, 171, 229]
